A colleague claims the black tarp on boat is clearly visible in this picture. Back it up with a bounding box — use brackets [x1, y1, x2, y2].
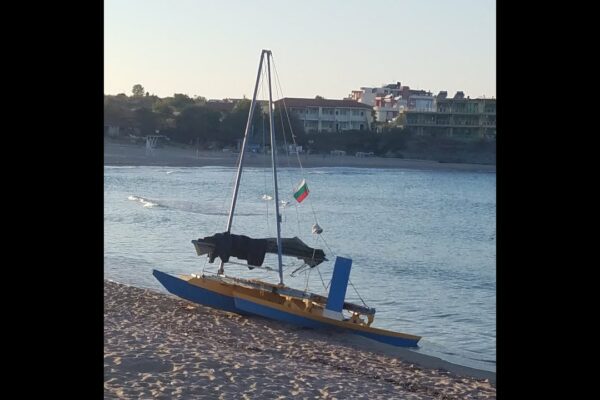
[192, 232, 327, 267]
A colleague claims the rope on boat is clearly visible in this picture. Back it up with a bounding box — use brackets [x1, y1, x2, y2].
[272, 57, 321, 229]
[201, 254, 210, 275]
[304, 267, 311, 292]
[349, 279, 369, 308]
[318, 234, 336, 259]
[261, 110, 272, 233]
[316, 266, 330, 292]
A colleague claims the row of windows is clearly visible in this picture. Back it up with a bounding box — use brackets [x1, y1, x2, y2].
[407, 116, 491, 126]
[291, 107, 364, 116]
[437, 106, 496, 113]
[305, 121, 365, 130]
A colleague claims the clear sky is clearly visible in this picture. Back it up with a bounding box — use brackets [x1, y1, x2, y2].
[104, 0, 495, 100]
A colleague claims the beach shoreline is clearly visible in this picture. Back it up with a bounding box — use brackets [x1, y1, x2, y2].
[104, 140, 496, 172]
[104, 279, 495, 399]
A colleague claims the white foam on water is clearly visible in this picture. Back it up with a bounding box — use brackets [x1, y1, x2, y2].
[128, 195, 158, 208]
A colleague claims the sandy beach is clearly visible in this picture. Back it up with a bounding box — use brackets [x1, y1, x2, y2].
[104, 140, 495, 172]
[104, 280, 495, 399]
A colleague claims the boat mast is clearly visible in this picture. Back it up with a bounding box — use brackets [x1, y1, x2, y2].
[218, 50, 266, 275]
[266, 51, 285, 286]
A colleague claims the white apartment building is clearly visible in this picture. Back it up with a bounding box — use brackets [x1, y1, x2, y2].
[349, 82, 434, 122]
[275, 98, 373, 133]
[410, 95, 435, 111]
[373, 94, 408, 122]
[349, 87, 378, 106]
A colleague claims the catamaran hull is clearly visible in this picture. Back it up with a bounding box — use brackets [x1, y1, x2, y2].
[153, 269, 420, 347]
[232, 293, 420, 347]
[152, 270, 245, 314]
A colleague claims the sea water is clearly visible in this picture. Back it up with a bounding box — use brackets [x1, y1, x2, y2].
[104, 165, 496, 372]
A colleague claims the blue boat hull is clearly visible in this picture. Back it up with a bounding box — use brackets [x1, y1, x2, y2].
[152, 269, 420, 347]
[152, 269, 246, 314]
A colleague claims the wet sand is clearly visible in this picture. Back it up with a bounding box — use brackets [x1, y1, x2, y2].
[104, 280, 496, 399]
[104, 141, 496, 172]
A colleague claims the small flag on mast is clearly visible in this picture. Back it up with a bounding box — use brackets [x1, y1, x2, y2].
[293, 179, 309, 203]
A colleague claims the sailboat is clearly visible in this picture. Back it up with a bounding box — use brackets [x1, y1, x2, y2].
[152, 49, 421, 347]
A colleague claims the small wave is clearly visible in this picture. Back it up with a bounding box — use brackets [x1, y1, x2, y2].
[128, 195, 159, 208]
[430, 313, 459, 319]
[471, 357, 496, 364]
[307, 167, 378, 176]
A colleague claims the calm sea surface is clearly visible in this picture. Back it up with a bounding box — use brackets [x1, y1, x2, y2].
[104, 165, 496, 372]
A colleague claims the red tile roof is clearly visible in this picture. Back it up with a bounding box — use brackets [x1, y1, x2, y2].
[274, 97, 372, 109]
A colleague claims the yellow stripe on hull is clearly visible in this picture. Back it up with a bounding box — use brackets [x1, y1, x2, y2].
[233, 290, 422, 341]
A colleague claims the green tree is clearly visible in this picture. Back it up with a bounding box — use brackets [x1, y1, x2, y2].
[132, 84, 145, 97]
[153, 101, 173, 118]
[390, 112, 406, 127]
[194, 95, 207, 105]
[273, 104, 306, 147]
[375, 128, 410, 156]
[170, 93, 195, 110]
[104, 97, 135, 128]
[173, 106, 221, 144]
[133, 107, 158, 136]
[220, 99, 264, 145]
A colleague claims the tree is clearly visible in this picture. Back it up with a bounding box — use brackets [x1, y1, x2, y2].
[153, 101, 173, 117]
[133, 107, 158, 136]
[220, 99, 264, 145]
[315, 95, 325, 100]
[173, 106, 221, 144]
[193, 95, 207, 105]
[166, 93, 195, 111]
[104, 99, 135, 130]
[389, 112, 406, 128]
[132, 84, 145, 97]
[273, 104, 306, 146]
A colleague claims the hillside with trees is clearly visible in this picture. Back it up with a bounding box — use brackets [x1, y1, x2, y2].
[105, 85, 495, 165]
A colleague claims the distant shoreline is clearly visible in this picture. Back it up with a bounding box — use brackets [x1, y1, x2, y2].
[104, 140, 496, 173]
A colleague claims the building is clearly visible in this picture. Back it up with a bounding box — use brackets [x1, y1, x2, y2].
[404, 91, 496, 138]
[349, 82, 434, 123]
[373, 94, 406, 122]
[409, 94, 435, 112]
[274, 98, 373, 133]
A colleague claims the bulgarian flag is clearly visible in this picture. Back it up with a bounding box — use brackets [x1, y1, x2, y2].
[293, 179, 309, 203]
